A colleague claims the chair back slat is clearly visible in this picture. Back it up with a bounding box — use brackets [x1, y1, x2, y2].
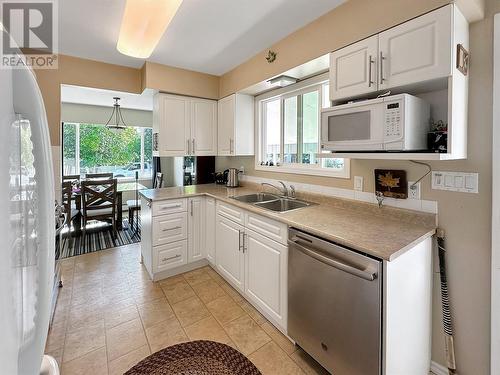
[81, 179, 117, 216]
[85, 173, 114, 180]
[63, 174, 80, 182]
[61, 181, 73, 215]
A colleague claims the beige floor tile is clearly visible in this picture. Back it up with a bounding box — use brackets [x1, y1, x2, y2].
[46, 320, 67, 352]
[184, 316, 231, 344]
[240, 301, 267, 325]
[290, 348, 330, 375]
[220, 283, 245, 303]
[206, 295, 246, 326]
[191, 279, 227, 304]
[61, 347, 108, 375]
[249, 341, 304, 375]
[107, 345, 150, 375]
[223, 315, 271, 356]
[145, 316, 188, 353]
[137, 297, 175, 329]
[182, 268, 212, 286]
[131, 283, 166, 304]
[261, 322, 296, 355]
[172, 296, 210, 327]
[104, 304, 139, 330]
[106, 318, 147, 361]
[161, 279, 196, 305]
[71, 287, 104, 307]
[204, 266, 225, 284]
[63, 320, 106, 363]
[158, 274, 185, 288]
[67, 301, 104, 332]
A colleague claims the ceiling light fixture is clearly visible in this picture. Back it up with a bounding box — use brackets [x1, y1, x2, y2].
[106, 97, 127, 132]
[267, 75, 297, 88]
[116, 0, 183, 59]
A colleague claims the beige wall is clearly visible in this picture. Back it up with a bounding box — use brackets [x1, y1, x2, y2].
[216, 0, 496, 373]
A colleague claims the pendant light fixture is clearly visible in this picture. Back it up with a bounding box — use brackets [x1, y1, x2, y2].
[106, 97, 127, 132]
[117, 0, 183, 59]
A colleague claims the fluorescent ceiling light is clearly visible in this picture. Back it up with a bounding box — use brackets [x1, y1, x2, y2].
[267, 75, 298, 88]
[117, 0, 183, 59]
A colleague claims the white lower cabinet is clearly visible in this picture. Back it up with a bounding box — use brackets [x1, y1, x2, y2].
[188, 197, 205, 263]
[215, 215, 245, 292]
[205, 197, 216, 264]
[154, 240, 188, 273]
[244, 228, 287, 329]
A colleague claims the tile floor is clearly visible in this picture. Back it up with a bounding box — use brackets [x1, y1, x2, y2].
[46, 243, 330, 375]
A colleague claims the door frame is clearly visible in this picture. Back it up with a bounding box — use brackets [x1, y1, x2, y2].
[492, 13, 500, 375]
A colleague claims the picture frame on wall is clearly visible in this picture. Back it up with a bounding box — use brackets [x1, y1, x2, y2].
[456, 44, 469, 76]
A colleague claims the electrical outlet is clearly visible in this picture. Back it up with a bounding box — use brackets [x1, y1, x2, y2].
[354, 176, 363, 191]
[408, 181, 421, 200]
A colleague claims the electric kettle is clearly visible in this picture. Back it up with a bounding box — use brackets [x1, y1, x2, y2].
[226, 168, 240, 187]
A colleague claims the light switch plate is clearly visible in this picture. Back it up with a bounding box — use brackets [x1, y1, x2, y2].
[432, 171, 478, 193]
[354, 176, 363, 191]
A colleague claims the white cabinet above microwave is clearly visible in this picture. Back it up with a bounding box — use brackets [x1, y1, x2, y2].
[330, 5, 454, 102]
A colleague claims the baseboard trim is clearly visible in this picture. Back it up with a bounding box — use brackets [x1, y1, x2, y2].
[430, 361, 449, 375]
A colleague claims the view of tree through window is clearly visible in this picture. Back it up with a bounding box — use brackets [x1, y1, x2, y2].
[63, 123, 153, 179]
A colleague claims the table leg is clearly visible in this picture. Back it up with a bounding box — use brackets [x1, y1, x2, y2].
[117, 192, 123, 229]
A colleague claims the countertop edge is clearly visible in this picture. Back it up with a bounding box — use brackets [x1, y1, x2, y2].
[139, 189, 436, 262]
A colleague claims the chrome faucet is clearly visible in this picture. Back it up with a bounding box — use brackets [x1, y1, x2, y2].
[261, 181, 288, 197]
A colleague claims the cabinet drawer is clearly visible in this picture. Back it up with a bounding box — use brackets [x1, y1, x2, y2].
[152, 212, 188, 246]
[154, 240, 188, 272]
[152, 199, 187, 216]
[245, 212, 288, 245]
[216, 201, 245, 225]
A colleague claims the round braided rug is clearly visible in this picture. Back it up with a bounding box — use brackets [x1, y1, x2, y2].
[125, 340, 262, 375]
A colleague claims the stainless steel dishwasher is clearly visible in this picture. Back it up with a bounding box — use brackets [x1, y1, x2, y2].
[288, 228, 382, 375]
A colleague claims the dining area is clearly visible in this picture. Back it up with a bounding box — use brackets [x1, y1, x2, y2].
[57, 172, 162, 258]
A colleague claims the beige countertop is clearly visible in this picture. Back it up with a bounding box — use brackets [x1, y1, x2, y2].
[140, 184, 437, 262]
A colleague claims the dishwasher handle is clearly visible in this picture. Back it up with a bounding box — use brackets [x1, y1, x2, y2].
[288, 239, 377, 281]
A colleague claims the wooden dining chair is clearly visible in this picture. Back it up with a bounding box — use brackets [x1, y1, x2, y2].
[61, 181, 80, 225]
[81, 179, 118, 237]
[85, 172, 114, 180]
[127, 172, 163, 228]
[62, 174, 80, 182]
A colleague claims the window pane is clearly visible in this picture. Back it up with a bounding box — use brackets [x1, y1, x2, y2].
[264, 99, 281, 165]
[322, 157, 345, 169]
[62, 123, 78, 176]
[143, 128, 153, 175]
[284, 96, 298, 164]
[302, 91, 319, 165]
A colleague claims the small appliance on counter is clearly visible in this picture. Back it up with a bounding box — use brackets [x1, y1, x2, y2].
[214, 168, 241, 187]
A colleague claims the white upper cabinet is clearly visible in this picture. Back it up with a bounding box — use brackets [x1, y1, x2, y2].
[378, 5, 452, 90]
[154, 94, 190, 156]
[217, 93, 254, 156]
[191, 99, 217, 156]
[153, 93, 217, 157]
[330, 5, 455, 102]
[330, 35, 379, 101]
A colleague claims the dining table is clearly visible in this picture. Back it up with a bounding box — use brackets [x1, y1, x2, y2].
[71, 181, 147, 230]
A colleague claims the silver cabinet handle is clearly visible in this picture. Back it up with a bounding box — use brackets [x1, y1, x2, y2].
[380, 51, 386, 84]
[163, 226, 181, 232]
[187, 139, 190, 155]
[229, 138, 234, 154]
[162, 254, 181, 262]
[160, 203, 182, 210]
[190, 200, 193, 216]
[288, 239, 377, 281]
[238, 230, 242, 251]
[192, 139, 195, 154]
[243, 233, 247, 253]
[368, 55, 375, 87]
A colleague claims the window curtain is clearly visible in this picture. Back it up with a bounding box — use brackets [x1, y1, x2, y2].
[152, 157, 161, 186]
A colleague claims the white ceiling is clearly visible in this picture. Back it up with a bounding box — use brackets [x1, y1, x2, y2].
[61, 85, 154, 111]
[59, 0, 346, 75]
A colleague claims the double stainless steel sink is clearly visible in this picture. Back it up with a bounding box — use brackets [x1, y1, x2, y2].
[232, 193, 313, 212]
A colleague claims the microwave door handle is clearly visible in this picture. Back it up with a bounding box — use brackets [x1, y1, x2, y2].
[368, 55, 375, 88]
[288, 239, 377, 281]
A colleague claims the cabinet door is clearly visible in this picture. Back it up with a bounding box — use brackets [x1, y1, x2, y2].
[217, 95, 235, 155]
[157, 94, 190, 156]
[188, 197, 205, 263]
[154, 240, 188, 273]
[152, 212, 188, 246]
[244, 228, 287, 329]
[191, 99, 217, 156]
[330, 35, 378, 101]
[216, 215, 244, 291]
[205, 197, 216, 265]
[378, 5, 452, 90]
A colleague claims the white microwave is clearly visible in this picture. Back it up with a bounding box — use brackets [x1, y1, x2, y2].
[321, 94, 430, 152]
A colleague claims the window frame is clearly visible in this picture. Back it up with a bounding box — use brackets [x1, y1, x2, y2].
[255, 74, 350, 179]
[62, 122, 153, 181]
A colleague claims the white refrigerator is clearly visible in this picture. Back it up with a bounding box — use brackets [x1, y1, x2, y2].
[0, 38, 59, 374]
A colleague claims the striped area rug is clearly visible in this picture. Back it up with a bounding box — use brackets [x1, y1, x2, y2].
[57, 217, 141, 259]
